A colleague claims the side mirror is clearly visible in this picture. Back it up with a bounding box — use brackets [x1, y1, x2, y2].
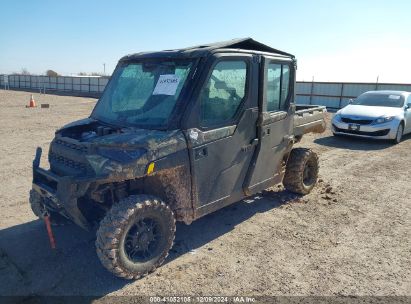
[406, 103, 411, 110]
[348, 99, 354, 104]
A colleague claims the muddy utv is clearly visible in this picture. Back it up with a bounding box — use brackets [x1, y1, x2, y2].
[30, 38, 326, 279]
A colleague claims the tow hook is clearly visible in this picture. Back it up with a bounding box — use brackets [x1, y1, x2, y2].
[43, 211, 56, 249]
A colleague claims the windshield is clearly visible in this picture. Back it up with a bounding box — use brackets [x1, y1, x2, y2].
[352, 93, 404, 108]
[91, 60, 193, 128]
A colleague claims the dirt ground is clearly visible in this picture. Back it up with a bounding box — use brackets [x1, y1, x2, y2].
[0, 90, 410, 299]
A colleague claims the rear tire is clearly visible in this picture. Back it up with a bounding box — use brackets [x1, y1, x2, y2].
[283, 148, 319, 195]
[96, 195, 175, 280]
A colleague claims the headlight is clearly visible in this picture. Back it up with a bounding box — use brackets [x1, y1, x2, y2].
[333, 113, 341, 121]
[374, 116, 395, 124]
[98, 147, 146, 163]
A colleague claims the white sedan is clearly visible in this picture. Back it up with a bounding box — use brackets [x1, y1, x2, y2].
[331, 90, 411, 144]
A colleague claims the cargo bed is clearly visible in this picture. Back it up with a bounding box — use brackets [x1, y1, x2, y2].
[294, 105, 327, 137]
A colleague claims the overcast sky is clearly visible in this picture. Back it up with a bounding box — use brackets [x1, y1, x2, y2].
[1, 0, 410, 83]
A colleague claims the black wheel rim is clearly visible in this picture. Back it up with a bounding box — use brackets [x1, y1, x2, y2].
[303, 159, 316, 187]
[124, 217, 161, 262]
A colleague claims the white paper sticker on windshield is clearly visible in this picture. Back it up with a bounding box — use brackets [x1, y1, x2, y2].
[152, 74, 180, 96]
[389, 95, 400, 100]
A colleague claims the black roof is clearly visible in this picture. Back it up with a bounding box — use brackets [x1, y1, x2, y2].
[120, 38, 294, 62]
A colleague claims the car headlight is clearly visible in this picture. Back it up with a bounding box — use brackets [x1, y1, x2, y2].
[98, 147, 146, 163]
[333, 113, 341, 121]
[374, 116, 395, 124]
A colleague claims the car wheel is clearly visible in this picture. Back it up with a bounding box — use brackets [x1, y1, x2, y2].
[96, 195, 175, 280]
[283, 148, 319, 195]
[393, 123, 404, 144]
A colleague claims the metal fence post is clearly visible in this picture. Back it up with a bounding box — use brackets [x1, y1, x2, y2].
[338, 83, 344, 109]
[309, 79, 314, 105]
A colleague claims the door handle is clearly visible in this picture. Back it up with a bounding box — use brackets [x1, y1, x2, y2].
[194, 147, 208, 160]
[241, 138, 259, 152]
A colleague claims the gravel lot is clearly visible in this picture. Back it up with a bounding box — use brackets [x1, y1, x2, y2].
[0, 90, 410, 299]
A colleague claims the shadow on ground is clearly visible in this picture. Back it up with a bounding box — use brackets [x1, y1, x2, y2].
[314, 133, 411, 151]
[0, 190, 298, 300]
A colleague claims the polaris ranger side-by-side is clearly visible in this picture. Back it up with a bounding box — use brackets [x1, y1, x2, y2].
[30, 38, 326, 279]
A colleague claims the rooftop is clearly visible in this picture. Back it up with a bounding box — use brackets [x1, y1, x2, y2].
[120, 38, 295, 61]
[365, 90, 410, 96]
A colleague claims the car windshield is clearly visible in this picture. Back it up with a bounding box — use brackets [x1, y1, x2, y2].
[352, 93, 404, 108]
[91, 60, 193, 128]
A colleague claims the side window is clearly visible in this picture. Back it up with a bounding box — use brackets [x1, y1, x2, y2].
[200, 60, 247, 126]
[281, 65, 290, 104]
[267, 63, 281, 112]
[266, 62, 291, 112]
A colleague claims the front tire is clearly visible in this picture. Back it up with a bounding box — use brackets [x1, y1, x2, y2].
[392, 123, 403, 144]
[96, 195, 176, 280]
[283, 148, 319, 195]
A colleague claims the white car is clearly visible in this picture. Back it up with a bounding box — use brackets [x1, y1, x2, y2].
[331, 90, 411, 144]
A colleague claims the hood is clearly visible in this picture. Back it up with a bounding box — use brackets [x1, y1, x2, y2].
[339, 105, 402, 119]
[58, 117, 96, 131]
[89, 128, 187, 152]
[52, 118, 188, 179]
[58, 118, 186, 152]
[89, 128, 187, 178]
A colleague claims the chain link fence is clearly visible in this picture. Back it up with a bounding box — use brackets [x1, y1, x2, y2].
[1, 74, 410, 110]
[0, 74, 109, 96]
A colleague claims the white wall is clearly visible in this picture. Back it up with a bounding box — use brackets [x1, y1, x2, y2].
[1, 75, 410, 109]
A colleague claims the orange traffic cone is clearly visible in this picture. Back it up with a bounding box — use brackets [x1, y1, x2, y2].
[26, 94, 37, 108]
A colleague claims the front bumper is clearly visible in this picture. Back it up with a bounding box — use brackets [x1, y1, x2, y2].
[331, 118, 398, 140]
[31, 147, 98, 230]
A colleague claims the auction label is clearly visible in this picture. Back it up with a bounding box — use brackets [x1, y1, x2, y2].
[153, 74, 180, 95]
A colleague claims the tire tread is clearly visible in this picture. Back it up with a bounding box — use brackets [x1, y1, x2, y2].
[95, 194, 175, 280]
[283, 148, 319, 195]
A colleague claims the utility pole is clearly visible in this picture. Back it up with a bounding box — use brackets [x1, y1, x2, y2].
[309, 76, 315, 105]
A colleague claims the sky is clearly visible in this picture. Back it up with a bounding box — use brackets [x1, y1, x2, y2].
[1, 0, 411, 83]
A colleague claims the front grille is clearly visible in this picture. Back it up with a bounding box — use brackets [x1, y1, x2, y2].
[54, 139, 88, 153]
[333, 124, 390, 136]
[49, 137, 92, 176]
[49, 152, 88, 172]
[341, 117, 373, 125]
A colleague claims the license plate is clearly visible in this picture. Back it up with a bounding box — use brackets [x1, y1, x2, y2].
[348, 123, 360, 131]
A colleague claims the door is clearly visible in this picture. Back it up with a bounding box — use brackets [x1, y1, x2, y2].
[244, 57, 295, 194]
[187, 55, 259, 216]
